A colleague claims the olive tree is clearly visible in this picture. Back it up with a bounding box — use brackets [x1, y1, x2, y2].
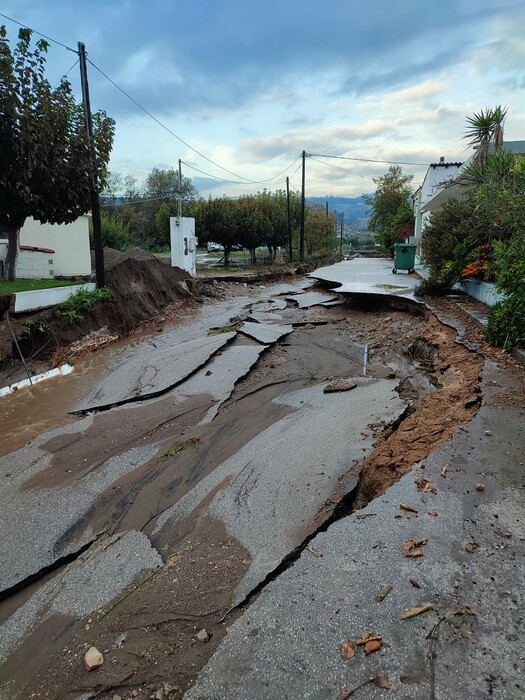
[0, 26, 114, 279]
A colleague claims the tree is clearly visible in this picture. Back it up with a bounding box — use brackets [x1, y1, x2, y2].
[0, 26, 114, 279]
[362, 166, 413, 252]
[464, 105, 508, 164]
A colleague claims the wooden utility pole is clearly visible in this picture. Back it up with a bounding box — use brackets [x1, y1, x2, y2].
[340, 221, 344, 259]
[300, 150, 306, 262]
[178, 158, 183, 218]
[78, 42, 105, 288]
[286, 176, 292, 262]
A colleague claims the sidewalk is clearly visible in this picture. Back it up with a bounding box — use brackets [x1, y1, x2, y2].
[186, 259, 525, 699]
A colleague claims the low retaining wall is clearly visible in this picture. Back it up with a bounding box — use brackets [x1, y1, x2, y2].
[11, 283, 96, 313]
[456, 280, 505, 307]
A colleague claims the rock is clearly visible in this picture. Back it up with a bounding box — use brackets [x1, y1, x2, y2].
[465, 396, 481, 408]
[84, 646, 104, 671]
[475, 483, 485, 492]
[324, 379, 357, 394]
[112, 695, 122, 700]
[195, 628, 210, 643]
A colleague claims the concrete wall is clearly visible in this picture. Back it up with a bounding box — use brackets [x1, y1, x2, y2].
[457, 280, 505, 307]
[0, 243, 54, 279]
[20, 216, 91, 277]
[11, 283, 96, 313]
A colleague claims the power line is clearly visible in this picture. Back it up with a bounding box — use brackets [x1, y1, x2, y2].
[87, 57, 300, 186]
[310, 156, 376, 180]
[309, 152, 430, 167]
[182, 157, 302, 186]
[52, 58, 79, 90]
[0, 12, 77, 53]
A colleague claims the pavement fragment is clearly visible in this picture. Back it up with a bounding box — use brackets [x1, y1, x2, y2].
[238, 321, 293, 344]
[73, 332, 236, 413]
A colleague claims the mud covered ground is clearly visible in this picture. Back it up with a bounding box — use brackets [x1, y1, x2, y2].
[1, 279, 523, 700]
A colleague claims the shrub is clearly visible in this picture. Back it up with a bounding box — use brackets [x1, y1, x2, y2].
[57, 287, 109, 324]
[485, 294, 525, 349]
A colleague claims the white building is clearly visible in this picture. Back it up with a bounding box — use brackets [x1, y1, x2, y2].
[412, 157, 463, 256]
[0, 214, 91, 279]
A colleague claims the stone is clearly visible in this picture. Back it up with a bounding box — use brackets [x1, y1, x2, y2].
[196, 628, 210, 643]
[84, 646, 104, 670]
[323, 379, 357, 393]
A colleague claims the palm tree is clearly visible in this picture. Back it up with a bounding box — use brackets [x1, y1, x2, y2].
[464, 105, 508, 163]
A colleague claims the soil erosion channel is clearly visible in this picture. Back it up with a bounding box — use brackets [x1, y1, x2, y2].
[0, 282, 482, 700]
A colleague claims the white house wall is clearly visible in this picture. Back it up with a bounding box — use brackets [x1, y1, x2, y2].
[20, 215, 91, 277]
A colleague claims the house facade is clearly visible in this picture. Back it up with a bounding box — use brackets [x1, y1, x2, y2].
[412, 157, 463, 256]
[0, 214, 91, 279]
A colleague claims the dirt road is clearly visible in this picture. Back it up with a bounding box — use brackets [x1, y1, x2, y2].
[1, 274, 523, 700]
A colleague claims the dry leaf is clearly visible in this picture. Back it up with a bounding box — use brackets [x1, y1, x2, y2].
[375, 585, 392, 602]
[400, 502, 418, 514]
[167, 554, 182, 565]
[428, 511, 439, 517]
[417, 478, 437, 494]
[364, 639, 382, 655]
[475, 483, 485, 492]
[397, 603, 433, 620]
[401, 538, 428, 557]
[409, 579, 420, 588]
[440, 465, 448, 478]
[340, 640, 355, 660]
[463, 605, 475, 616]
[373, 674, 392, 689]
[355, 632, 382, 646]
[306, 546, 323, 557]
[461, 541, 479, 553]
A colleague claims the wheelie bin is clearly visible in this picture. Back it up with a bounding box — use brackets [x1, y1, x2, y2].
[392, 243, 416, 273]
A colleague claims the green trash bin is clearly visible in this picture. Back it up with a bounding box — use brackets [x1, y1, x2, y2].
[393, 243, 416, 274]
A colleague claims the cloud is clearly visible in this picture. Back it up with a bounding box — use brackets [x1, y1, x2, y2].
[242, 121, 395, 161]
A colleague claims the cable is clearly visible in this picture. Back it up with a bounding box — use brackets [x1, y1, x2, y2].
[52, 58, 79, 90]
[87, 58, 300, 186]
[310, 152, 429, 167]
[0, 12, 77, 53]
[310, 156, 376, 180]
[180, 162, 255, 184]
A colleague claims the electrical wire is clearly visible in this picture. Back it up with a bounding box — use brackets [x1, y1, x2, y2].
[0, 12, 77, 53]
[87, 58, 300, 186]
[309, 152, 429, 167]
[52, 58, 79, 90]
[310, 156, 376, 180]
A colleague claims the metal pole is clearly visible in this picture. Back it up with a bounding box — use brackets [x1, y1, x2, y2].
[78, 42, 105, 288]
[340, 222, 343, 259]
[286, 176, 292, 262]
[300, 150, 306, 262]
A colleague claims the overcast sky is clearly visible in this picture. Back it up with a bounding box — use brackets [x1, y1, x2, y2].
[2, 0, 525, 198]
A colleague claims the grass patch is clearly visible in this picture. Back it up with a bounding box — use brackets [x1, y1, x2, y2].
[0, 279, 83, 296]
[156, 437, 202, 462]
[207, 323, 240, 336]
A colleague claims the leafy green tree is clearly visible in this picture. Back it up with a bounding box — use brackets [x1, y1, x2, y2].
[0, 26, 114, 279]
[362, 166, 413, 252]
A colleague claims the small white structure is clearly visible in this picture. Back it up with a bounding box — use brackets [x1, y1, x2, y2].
[170, 217, 198, 276]
[0, 214, 91, 279]
[412, 157, 463, 256]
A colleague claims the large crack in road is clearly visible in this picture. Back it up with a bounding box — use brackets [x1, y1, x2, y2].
[0, 282, 489, 699]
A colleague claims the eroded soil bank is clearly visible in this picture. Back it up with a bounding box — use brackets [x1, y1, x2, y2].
[2, 284, 522, 700]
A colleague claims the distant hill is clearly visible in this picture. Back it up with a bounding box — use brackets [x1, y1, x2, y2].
[306, 195, 371, 228]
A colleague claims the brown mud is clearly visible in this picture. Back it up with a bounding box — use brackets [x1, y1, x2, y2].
[3, 289, 524, 700]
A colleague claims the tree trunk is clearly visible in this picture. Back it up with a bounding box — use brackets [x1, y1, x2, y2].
[250, 248, 257, 265]
[4, 223, 22, 281]
[224, 247, 231, 266]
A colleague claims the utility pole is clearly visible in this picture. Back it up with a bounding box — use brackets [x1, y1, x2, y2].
[286, 176, 292, 262]
[178, 158, 183, 218]
[78, 42, 105, 288]
[339, 221, 344, 259]
[300, 150, 306, 262]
